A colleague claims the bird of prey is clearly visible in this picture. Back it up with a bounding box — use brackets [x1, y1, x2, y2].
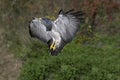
[29, 9, 85, 56]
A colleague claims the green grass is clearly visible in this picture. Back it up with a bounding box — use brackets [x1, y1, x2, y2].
[19, 35, 120, 80]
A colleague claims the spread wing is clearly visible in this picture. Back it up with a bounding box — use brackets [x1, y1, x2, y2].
[53, 9, 85, 43]
[29, 18, 51, 43]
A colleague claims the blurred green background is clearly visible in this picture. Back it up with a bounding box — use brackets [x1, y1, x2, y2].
[0, 0, 120, 80]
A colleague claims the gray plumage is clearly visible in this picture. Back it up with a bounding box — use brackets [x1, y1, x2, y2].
[29, 9, 85, 56]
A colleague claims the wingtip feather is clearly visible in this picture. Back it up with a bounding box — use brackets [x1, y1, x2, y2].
[58, 9, 64, 14]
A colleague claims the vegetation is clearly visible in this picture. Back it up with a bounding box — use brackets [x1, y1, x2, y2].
[19, 35, 120, 80]
[0, 0, 120, 80]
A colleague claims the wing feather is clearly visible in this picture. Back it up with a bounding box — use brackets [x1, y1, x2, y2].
[54, 9, 85, 43]
[29, 18, 51, 43]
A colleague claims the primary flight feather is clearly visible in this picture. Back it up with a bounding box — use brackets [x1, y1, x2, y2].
[29, 9, 85, 56]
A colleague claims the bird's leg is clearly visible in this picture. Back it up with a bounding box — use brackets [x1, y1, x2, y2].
[50, 42, 55, 50]
[52, 40, 60, 51]
[50, 40, 58, 51]
[52, 42, 56, 51]
[50, 38, 56, 51]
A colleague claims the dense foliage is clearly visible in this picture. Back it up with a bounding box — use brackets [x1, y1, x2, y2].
[20, 36, 120, 80]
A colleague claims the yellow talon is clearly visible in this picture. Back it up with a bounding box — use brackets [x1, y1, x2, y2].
[50, 42, 56, 51]
[50, 42, 55, 49]
[52, 46, 56, 51]
[50, 43, 54, 50]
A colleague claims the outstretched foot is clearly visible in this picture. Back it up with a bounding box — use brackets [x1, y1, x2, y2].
[50, 42, 56, 51]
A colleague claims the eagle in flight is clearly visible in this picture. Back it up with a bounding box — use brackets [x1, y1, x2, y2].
[29, 9, 85, 56]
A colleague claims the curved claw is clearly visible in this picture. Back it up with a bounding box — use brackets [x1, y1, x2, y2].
[52, 45, 56, 51]
[50, 42, 56, 51]
[50, 42, 54, 50]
